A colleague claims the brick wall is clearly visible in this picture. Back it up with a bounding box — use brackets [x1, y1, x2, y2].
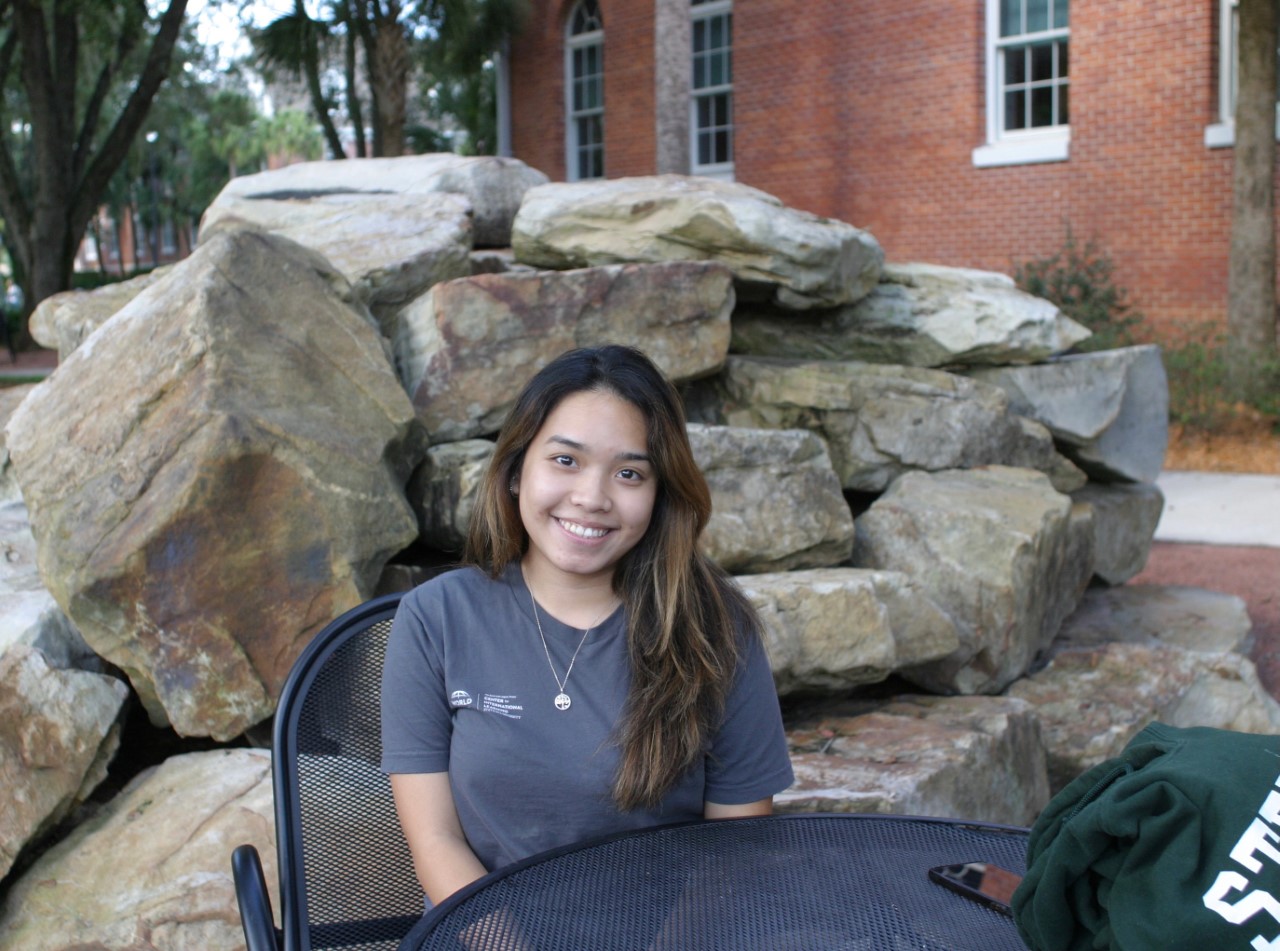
[509, 0, 1274, 334]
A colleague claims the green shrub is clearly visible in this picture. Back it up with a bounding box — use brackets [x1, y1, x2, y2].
[1162, 323, 1280, 429]
[1013, 230, 1144, 352]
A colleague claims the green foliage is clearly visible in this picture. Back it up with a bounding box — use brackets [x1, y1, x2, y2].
[71, 270, 144, 291]
[257, 110, 325, 164]
[1162, 326, 1231, 429]
[420, 61, 498, 154]
[1013, 230, 1145, 352]
[1160, 324, 1280, 429]
[1014, 228, 1279, 435]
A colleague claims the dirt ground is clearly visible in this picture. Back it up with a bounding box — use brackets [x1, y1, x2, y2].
[1136, 416, 1280, 700]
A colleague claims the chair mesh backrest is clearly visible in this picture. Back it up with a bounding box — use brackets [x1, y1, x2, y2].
[276, 597, 424, 950]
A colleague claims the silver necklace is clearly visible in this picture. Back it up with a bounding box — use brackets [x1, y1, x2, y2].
[528, 589, 609, 711]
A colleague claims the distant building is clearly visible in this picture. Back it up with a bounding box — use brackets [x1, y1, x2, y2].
[506, 0, 1263, 333]
[75, 204, 194, 277]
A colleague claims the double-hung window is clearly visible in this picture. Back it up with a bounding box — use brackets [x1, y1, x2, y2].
[565, 0, 605, 180]
[691, 0, 733, 179]
[974, 0, 1071, 167]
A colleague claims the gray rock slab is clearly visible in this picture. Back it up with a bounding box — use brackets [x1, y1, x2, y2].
[854, 466, 1094, 694]
[0, 384, 35, 504]
[689, 424, 854, 573]
[732, 262, 1090, 366]
[779, 694, 1050, 826]
[28, 268, 172, 359]
[0, 645, 128, 879]
[511, 175, 883, 310]
[1056, 584, 1253, 655]
[1007, 641, 1280, 792]
[685, 355, 1084, 493]
[5, 229, 425, 741]
[969, 344, 1169, 483]
[1070, 481, 1164, 584]
[737, 568, 958, 695]
[200, 192, 473, 323]
[0, 748, 276, 950]
[206, 152, 549, 247]
[0, 501, 99, 672]
[409, 439, 496, 553]
[401, 262, 733, 442]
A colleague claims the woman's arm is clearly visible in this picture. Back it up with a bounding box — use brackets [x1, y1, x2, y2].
[704, 798, 773, 820]
[390, 772, 489, 905]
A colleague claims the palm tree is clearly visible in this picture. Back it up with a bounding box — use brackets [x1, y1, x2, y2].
[251, 1, 348, 158]
[253, 0, 526, 159]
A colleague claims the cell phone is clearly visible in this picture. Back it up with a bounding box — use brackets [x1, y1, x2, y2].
[927, 862, 1022, 917]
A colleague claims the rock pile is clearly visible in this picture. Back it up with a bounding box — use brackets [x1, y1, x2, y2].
[2, 157, 1272, 950]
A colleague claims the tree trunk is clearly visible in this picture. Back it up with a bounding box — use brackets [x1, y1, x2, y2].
[0, 0, 188, 322]
[295, 0, 348, 159]
[653, 0, 691, 174]
[370, 3, 409, 157]
[341, 0, 368, 157]
[1227, 0, 1280, 388]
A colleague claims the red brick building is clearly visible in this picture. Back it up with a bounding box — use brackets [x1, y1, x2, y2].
[507, 0, 1259, 333]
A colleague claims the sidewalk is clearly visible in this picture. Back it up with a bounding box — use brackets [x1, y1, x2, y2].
[1154, 471, 1280, 549]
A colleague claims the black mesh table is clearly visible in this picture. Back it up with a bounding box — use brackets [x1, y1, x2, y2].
[399, 814, 1030, 950]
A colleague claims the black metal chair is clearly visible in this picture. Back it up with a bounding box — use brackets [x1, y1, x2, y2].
[232, 592, 425, 951]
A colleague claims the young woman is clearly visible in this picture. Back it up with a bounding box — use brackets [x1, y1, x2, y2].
[381, 345, 794, 908]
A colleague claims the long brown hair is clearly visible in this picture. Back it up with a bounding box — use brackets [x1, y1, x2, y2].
[464, 345, 758, 810]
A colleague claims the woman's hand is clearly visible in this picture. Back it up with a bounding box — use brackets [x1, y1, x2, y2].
[704, 797, 773, 820]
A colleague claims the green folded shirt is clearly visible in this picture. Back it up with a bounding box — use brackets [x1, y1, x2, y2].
[1014, 722, 1280, 951]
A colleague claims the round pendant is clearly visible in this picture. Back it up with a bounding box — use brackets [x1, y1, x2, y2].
[554, 692, 572, 711]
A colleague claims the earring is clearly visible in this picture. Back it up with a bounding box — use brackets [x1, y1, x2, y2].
[508, 477, 519, 496]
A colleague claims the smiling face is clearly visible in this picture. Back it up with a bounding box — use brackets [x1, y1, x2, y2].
[516, 388, 658, 591]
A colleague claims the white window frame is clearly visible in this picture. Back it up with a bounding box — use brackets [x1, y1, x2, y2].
[1205, 0, 1280, 148]
[565, 0, 605, 181]
[973, 0, 1071, 168]
[690, 0, 734, 180]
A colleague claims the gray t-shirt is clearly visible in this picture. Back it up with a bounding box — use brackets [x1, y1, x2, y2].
[380, 563, 795, 873]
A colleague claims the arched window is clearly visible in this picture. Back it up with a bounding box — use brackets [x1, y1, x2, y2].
[691, 0, 732, 178]
[565, 0, 605, 180]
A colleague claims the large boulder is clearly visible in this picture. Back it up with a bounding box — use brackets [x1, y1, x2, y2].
[1069, 481, 1165, 584]
[29, 268, 172, 360]
[737, 568, 958, 695]
[969, 344, 1169, 483]
[854, 466, 1095, 694]
[206, 153, 548, 247]
[1056, 584, 1253, 655]
[5, 229, 425, 740]
[0, 501, 99, 672]
[400, 262, 733, 442]
[1007, 642, 1280, 792]
[0, 748, 277, 951]
[200, 193, 473, 326]
[408, 439, 496, 553]
[0, 385, 35, 504]
[0, 645, 127, 881]
[511, 175, 884, 310]
[689, 424, 853, 573]
[685, 356, 1085, 493]
[732, 262, 1091, 366]
[780, 694, 1050, 825]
